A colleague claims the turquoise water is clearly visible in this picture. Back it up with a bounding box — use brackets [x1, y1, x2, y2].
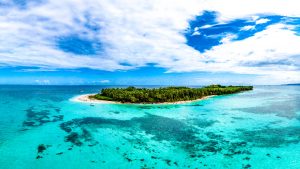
[0, 85, 299, 169]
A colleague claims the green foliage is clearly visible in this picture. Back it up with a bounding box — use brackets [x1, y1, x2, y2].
[204, 84, 224, 88]
[92, 85, 253, 103]
[90, 95, 114, 101]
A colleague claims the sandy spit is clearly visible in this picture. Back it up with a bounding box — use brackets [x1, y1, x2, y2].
[71, 94, 215, 105]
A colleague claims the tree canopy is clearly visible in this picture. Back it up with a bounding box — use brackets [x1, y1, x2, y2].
[91, 85, 253, 103]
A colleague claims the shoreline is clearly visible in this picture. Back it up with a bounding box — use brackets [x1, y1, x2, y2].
[71, 94, 215, 105]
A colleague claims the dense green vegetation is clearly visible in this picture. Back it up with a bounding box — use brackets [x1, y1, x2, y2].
[91, 85, 253, 103]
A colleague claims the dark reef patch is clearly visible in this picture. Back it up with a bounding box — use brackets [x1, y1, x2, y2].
[59, 114, 253, 163]
[37, 144, 46, 153]
[64, 128, 98, 147]
[237, 100, 300, 119]
[111, 111, 120, 114]
[243, 164, 251, 169]
[22, 106, 63, 128]
[190, 119, 218, 128]
[135, 115, 197, 142]
[36, 155, 43, 159]
[60, 114, 198, 143]
[183, 104, 203, 107]
[238, 126, 300, 147]
[231, 117, 248, 120]
[36, 144, 51, 159]
[65, 132, 83, 146]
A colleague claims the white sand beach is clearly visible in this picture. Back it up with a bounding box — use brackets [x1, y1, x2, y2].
[72, 94, 215, 105]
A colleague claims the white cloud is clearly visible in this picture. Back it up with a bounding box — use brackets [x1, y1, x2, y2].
[0, 0, 203, 71]
[255, 18, 270, 24]
[192, 31, 201, 36]
[240, 25, 255, 31]
[100, 80, 110, 83]
[203, 0, 300, 21]
[219, 34, 237, 43]
[199, 25, 215, 29]
[202, 24, 300, 83]
[0, 0, 300, 84]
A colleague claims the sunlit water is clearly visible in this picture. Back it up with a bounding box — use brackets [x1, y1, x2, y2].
[0, 85, 299, 169]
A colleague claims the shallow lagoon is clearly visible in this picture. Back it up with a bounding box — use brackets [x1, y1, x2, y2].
[0, 85, 299, 169]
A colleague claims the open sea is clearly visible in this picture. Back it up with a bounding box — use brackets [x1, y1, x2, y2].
[0, 85, 299, 169]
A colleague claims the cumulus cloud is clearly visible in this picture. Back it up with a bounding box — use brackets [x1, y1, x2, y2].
[0, 0, 300, 84]
[219, 34, 237, 44]
[241, 25, 255, 31]
[100, 80, 110, 83]
[255, 18, 270, 24]
[202, 24, 300, 83]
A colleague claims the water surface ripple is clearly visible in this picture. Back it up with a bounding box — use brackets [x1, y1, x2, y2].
[0, 85, 299, 169]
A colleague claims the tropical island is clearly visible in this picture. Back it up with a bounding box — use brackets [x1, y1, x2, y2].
[74, 85, 253, 104]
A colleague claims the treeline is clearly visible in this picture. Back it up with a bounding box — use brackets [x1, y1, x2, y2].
[92, 85, 253, 103]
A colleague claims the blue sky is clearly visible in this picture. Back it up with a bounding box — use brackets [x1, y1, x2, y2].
[0, 66, 256, 85]
[0, 0, 300, 85]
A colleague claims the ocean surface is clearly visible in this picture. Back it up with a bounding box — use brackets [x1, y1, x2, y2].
[0, 85, 299, 169]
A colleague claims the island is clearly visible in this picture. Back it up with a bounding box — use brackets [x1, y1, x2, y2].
[74, 85, 253, 104]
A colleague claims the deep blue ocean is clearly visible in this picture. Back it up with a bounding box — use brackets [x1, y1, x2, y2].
[0, 85, 299, 169]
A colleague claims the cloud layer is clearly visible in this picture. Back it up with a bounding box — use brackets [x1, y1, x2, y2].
[0, 0, 300, 84]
